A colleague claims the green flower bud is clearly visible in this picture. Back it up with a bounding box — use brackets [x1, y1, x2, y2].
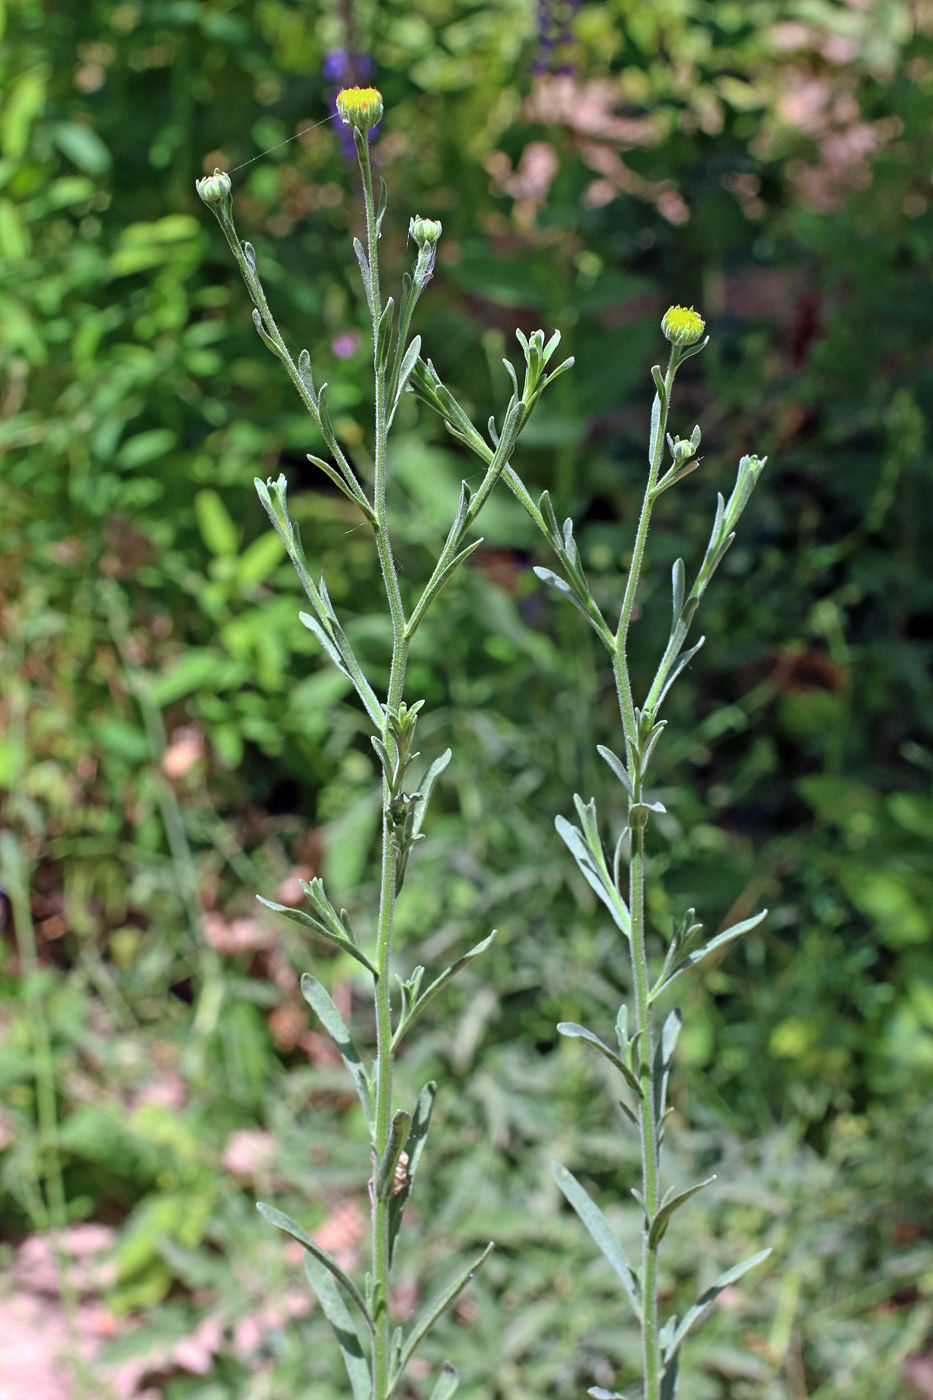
[409, 215, 442, 249]
[336, 86, 384, 131]
[661, 305, 706, 346]
[196, 168, 232, 215]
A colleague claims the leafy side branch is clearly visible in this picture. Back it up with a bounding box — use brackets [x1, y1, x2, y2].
[416, 300, 773, 1397]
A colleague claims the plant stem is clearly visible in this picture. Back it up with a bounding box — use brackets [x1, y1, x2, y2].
[614, 353, 677, 761]
[610, 348, 679, 1400]
[630, 821, 660, 1398]
[358, 130, 407, 1400]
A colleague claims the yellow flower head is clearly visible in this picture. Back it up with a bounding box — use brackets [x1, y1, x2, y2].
[336, 87, 384, 131]
[661, 305, 705, 347]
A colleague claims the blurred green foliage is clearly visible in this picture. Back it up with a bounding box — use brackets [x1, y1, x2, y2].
[2, 0, 933, 1396]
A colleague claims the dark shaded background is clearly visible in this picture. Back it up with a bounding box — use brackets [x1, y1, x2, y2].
[2, 1, 933, 1396]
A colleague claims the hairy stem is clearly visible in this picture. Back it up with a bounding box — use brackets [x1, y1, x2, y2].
[358, 131, 407, 1400]
[613, 353, 677, 760]
[610, 348, 680, 1400]
[630, 821, 660, 1397]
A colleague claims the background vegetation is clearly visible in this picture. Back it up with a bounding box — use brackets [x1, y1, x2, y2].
[2, 1, 932, 1396]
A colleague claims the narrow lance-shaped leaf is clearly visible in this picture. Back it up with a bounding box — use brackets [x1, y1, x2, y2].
[376, 1109, 413, 1200]
[297, 347, 315, 400]
[597, 744, 634, 799]
[648, 388, 663, 464]
[301, 974, 373, 1129]
[551, 1162, 641, 1318]
[555, 811, 631, 938]
[388, 334, 423, 424]
[666, 1247, 772, 1357]
[390, 1243, 495, 1393]
[405, 537, 485, 639]
[303, 1251, 371, 1400]
[653, 908, 701, 993]
[375, 296, 395, 373]
[256, 895, 378, 977]
[256, 1201, 372, 1330]
[388, 1081, 436, 1262]
[653, 637, 706, 714]
[647, 1175, 716, 1248]
[408, 748, 453, 843]
[393, 930, 496, 1048]
[557, 1021, 642, 1099]
[298, 611, 384, 728]
[353, 236, 373, 315]
[660, 1347, 680, 1400]
[671, 557, 686, 629]
[652, 1007, 682, 1125]
[538, 488, 561, 548]
[428, 1362, 459, 1400]
[375, 176, 388, 231]
[654, 909, 768, 997]
[307, 452, 376, 523]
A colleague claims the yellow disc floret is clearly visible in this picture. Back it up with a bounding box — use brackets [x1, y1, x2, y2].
[336, 86, 384, 131]
[661, 305, 706, 346]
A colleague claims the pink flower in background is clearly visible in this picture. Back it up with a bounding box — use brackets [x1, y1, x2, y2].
[332, 332, 361, 359]
[222, 1129, 275, 1179]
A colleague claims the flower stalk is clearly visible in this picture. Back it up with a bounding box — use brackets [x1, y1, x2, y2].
[416, 299, 772, 1397]
[197, 87, 567, 1400]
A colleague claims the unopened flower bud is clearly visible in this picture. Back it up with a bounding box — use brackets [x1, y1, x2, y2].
[661, 305, 705, 347]
[196, 169, 232, 214]
[336, 86, 384, 131]
[409, 215, 442, 249]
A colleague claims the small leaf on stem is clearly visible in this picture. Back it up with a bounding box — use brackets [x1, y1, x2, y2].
[551, 1162, 641, 1317]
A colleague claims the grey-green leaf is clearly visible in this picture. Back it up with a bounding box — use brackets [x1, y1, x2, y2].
[533, 565, 609, 640]
[647, 1175, 716, 1248]
[429, 1362, 459, 1400]
[303, 1251, 372, 1400]
[391, 1243, 495, 1388]
[389, 1081, 436, 1262]
[376, 296, 395, 372]
[551, 1162, 640, 1318]
[555, 814, 631, 938]
[256, 896, 378, 977]
[597, 745, 633, 798]
[300, 973, 373, 1129]
[376, 1110, 412, 1200]
[658, 908, 768, 994]
[652, 1007, 682, 1124]
[409, 748, 453, 843]
[660, 1347, 680, 1400]
[393, 930, 496, 1048]
[667, 1247, 772, 1356]
[649, 390, 662, 464]
[353, 236, 373, 314]
[256, 1201, 372, 1329]
[557, 1022, 642, 1099]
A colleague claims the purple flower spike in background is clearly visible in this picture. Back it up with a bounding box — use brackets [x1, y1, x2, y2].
[533, 0, 581, 74]
[324, 48, 379, 159]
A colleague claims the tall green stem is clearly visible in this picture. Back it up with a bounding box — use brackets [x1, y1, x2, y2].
[630, 822, 660, 1398]
[358, 131, 407, 1400]
[614, 353, 677, 761]
[611, 349, 679, 1400]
